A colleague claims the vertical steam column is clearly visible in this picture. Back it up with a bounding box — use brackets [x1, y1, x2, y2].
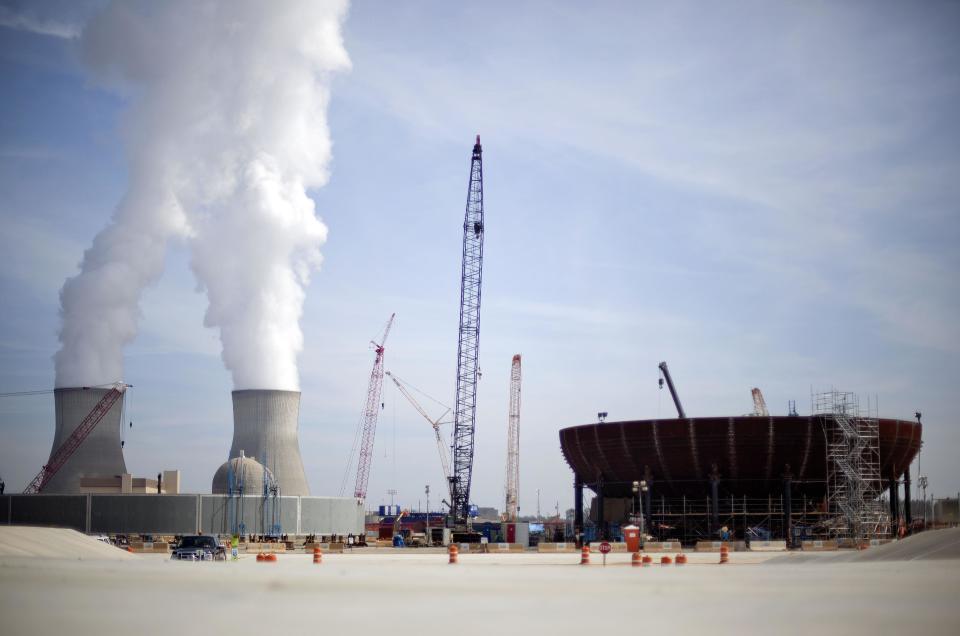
[224, 390, 310, 496]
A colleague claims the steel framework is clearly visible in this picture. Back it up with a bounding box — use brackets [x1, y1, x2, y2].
[23, 383, 126, 494]
[504, 354, 522, 521]
[353, 313, 395, 499]
[813, 390, 888, 541]
[450, 135, 485, 523]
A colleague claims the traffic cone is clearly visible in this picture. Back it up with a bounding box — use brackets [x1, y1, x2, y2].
[313, 546, 322, 564]
[719, 545, 729, 564]
[660, 555, 673, 566]
[631, 552, 641, 567]
[448, 544, 459, 564]
[641, 554, 652, 567]
[580, 544, 590, 565]
[675, 553, 687, 565]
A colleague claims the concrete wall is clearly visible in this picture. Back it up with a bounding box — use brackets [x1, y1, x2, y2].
[91, 495, 197, 534]
[2, 494, 362, 536]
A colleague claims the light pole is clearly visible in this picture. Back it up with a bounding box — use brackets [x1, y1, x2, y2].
[634, 480, 648, 546]
[425, 485, 430, 544]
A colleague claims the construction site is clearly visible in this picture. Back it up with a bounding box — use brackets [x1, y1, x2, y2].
[1, 135, 957, 635]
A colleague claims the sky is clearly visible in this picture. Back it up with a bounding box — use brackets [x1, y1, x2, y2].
[0, 0, 958, 516]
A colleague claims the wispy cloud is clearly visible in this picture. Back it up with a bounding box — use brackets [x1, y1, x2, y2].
[0, 5, 81, 39]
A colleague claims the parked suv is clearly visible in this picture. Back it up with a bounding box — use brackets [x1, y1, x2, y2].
[171, 535, 225, 561]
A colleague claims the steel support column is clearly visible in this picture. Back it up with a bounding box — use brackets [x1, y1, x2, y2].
[574, 476, 583, 544]
[903, 471, 912, 531]
[889, 476, 899, 522]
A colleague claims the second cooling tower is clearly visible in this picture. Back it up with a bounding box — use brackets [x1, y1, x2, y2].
[218, 389, 310, 496]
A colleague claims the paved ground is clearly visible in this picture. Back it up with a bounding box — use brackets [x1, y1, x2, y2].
[1, 528, 958, 635]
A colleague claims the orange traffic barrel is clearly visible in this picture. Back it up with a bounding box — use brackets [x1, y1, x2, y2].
[256, 553, 264, 562]
[641, 554, 653, 567]
[631, 552, 642, 567]
[580, 545, 590, 565]
[675, 553, 687, 565]
[313, 547, 322, 564]
[661, 555, 673, 565]
[719, 545, 729, 564]
[449, 544, 459, 564]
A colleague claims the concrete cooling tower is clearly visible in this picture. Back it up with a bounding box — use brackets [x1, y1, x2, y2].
[44, 387, 127, 493]
[214, 390, 310, 496]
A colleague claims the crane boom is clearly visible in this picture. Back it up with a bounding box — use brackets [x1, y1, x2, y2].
[751, 387, 769, 417]
[353, 313, 395, 500]
[658, 361, 686, 418]
[450, 135, 485, 524]
[385, 371, 452, 495]
[504, 354, 521, 522]
[23, 383, 127, 494]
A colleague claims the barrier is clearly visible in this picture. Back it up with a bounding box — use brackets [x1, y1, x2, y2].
[486, 543, 524, 553]
[641, 541, 679, 552]
[748, 540, 787, 552]
[537, 542, 578, 553]
[303, 542, 344, 554]
[801, 540, 839, 552]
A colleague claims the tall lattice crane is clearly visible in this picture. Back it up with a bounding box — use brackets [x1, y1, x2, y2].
[450, 135, 485, 524]
[23, 383, 128, 494]
[384, 371, 452, 496]
[751, 387, 769, 417]
[353, 313, 395, 500]
[504, 354, 522, 522]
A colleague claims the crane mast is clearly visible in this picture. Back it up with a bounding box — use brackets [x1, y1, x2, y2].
[353, 313, 395, 500]
[504, 354, 521, 522]
[450, 135, 485, 524]
[751, 387, 769, 417]
[658, 361, 686, 418]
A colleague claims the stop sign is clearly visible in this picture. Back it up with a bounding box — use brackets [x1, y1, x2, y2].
[598, 541, 612, 554]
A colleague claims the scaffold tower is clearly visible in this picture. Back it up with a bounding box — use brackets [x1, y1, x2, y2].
[813, 390, 888, 541]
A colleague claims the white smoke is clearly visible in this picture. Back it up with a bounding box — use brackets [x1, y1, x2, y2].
[54, 0, 350, 390]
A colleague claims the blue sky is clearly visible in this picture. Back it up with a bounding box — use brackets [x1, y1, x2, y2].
[1, 1, 958, 514]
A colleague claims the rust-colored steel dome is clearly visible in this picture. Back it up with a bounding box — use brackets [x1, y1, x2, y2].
[559, 416, 921, 499]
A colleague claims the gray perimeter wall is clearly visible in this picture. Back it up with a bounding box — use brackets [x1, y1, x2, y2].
[2, 494, 363, 536]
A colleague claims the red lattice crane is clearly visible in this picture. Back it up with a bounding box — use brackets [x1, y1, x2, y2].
[503, 354, 522, 522]
[23, 383, 128, 494]
[353, 313, 395, 500]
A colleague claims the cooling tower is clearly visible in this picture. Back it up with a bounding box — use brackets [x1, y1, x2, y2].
[44, 387, 127, 493]
[221, 390, 310, 496]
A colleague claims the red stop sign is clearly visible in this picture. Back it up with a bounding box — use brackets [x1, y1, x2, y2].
[598, 541, 612, 554]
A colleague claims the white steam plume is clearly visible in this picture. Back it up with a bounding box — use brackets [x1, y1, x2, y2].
[54, 0, 350, 390]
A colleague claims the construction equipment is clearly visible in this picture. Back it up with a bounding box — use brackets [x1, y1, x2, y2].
[23, 383, 128, 494]
[385, 371, 452, 495]
[751, 388, 769, 417]
[503, 354, 521, 522]
[449, 135, 485, 525]
[657, 361, 686, 418]
[353, 313, 396, 500]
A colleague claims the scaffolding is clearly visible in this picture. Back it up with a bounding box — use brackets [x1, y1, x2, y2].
[813, 390, 889, 541]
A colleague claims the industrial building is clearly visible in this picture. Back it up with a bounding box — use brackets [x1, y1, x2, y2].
[561, 400, 922, 545]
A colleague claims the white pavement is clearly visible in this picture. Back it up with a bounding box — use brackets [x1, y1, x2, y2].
[0, 529, 958, 635]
